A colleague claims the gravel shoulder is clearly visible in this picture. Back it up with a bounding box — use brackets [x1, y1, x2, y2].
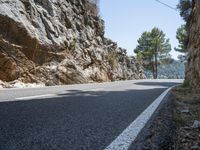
[129, 84, 200, 150]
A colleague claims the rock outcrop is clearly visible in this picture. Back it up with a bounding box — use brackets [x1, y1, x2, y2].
[185, 0, 200, 93]
[0, 0, 144, 86]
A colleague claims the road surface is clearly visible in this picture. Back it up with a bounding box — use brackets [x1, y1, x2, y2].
[0, 79, 182, 150]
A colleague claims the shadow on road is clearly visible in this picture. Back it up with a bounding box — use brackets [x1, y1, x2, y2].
[134, 81, 181, 87]
[0, 86, 174, 150]
[58, 90, 104, 97]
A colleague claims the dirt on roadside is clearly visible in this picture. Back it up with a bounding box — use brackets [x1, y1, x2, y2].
[172, 85, 200, 150]
[130, 90, 176, 150]
[130, 84, 200, 150]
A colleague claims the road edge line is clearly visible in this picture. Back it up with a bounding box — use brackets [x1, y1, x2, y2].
[15, 94, 56, 100]
[104, 86, 174, 150]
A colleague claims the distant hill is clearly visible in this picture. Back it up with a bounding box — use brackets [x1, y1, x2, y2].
[145, 60, 185, 79]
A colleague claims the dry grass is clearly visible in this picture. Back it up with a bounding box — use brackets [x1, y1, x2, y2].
[87, 2, 99, 15]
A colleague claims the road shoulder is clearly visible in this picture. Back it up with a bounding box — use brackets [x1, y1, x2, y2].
[130, 85, 200, 150]
[129, 89, 176, 150]
[171, 85, 200, 150]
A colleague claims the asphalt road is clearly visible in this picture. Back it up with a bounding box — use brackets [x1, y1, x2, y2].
[0, 79, 182, 150]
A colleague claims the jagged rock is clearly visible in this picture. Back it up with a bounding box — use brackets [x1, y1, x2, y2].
[0, 0, 145, 86]
[180, 109, 190, 113]
[191, 145, 200, 150]
[0, 80, 45, 88]
[185, 0, 200, 93]
[0, 80, 8, 88]
[192, 120, 200, 128]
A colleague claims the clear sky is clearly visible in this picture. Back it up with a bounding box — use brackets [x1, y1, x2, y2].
[100, 0, 185, 59]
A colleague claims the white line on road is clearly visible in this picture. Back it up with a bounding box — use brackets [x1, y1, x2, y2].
[15, 94, 56, 100]
[9, 88, 104, 101]
[105, 87, 173, 150]
[89, 88, 104, 91]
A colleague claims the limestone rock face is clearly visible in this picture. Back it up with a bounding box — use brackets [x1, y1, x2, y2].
[185, 0, 200, 92]
[0, 0, 145, 86]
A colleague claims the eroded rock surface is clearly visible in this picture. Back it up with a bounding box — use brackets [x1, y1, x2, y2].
[186, 0, 200, 92]
[0, 0, 144, 86]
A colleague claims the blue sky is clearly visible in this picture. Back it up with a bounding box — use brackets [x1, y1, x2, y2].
[100, 0, 184, 59]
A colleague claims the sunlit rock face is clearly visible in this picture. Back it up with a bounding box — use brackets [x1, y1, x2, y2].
[0, 0, 145, 86]
[185, 0, 200, 92]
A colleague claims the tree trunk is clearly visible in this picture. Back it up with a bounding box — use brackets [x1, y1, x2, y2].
[155, 51, 158, 79]
[152, 61, 156, 79]
[155, 46, 158, 79]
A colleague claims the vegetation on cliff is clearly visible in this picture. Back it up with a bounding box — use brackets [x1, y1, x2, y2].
[177, 0, 200, 92]
[175, 0, 192, 63]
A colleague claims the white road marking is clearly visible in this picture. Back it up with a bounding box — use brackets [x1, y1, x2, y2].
[89, 88, 104, 91]
[15, 94, 56, 100]
[105, 87, 173, 150]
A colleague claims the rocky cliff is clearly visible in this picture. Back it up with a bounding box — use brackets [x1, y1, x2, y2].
[0, 0, 144, 87]
[185, 0, 200, 93]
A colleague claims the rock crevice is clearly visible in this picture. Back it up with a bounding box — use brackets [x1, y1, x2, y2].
[186, 0, 200, 92]
[0, 0, 145, 86]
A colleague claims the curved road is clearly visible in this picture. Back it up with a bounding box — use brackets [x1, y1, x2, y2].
[0, 79, 182, 150]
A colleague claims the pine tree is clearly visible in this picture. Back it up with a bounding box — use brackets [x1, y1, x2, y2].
[134, 27, 171, 79]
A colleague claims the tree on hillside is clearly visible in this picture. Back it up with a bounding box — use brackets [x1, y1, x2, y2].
[134, 27, 171, 79]
[175, 25, 188, 63]
[177, 0, 192, 23]
[176, 0, 192, 62]
[175, 24, 188, 53]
